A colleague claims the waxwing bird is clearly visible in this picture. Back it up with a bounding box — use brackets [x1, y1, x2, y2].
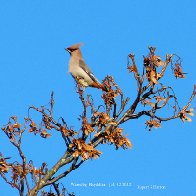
[65, 43, 107, 91]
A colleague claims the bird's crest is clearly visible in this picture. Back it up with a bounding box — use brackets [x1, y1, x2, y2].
[67, 43, 83, 50]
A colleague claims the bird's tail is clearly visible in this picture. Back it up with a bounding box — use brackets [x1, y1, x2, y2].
[100, 84, 108, 92]
[90, 82, 108, 92]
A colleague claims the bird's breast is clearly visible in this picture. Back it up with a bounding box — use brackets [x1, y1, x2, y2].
[68, 59, 93, 85]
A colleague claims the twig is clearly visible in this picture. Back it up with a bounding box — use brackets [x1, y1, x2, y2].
[52, 183, 60, 196]
[28, 151, 73, 196]
[44, 158, 84, 186]
[0, 172, 19, 190]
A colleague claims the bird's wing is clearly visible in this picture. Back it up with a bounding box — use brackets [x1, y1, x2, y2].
[79, 59, 100, 83]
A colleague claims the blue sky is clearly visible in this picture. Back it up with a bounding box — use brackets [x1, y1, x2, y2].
[0, 0, 196, 195]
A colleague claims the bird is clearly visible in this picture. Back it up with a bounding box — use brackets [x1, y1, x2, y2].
[65, 43, 107, 91]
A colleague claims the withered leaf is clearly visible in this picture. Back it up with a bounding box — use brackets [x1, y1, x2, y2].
[73, 150, 79, 158]
[40, 130, 51, 138]
[152, 56, 165, 67]
[146, 119, 161, 129]
[179, 108, 194, 123]
[0, 158, 10, 173]
[60, 126, 69, 136]
[174, 63, 186, 78]
[12, 123, 21, 129]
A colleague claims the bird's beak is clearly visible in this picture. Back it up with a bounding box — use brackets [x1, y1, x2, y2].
[65, 48, 71, 54]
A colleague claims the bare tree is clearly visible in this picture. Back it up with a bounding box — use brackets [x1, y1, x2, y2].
[1, 47, 195, 196]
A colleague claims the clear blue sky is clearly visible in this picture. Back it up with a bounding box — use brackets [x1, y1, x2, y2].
[0, 0, 196, 195]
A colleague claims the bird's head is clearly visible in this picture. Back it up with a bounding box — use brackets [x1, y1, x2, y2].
[65, 43, 83, 54]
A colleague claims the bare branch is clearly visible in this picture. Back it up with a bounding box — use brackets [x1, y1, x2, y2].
[44, 158, 84, 186]
[28, 151, 73, 196]
[52, 183, 60, 196]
